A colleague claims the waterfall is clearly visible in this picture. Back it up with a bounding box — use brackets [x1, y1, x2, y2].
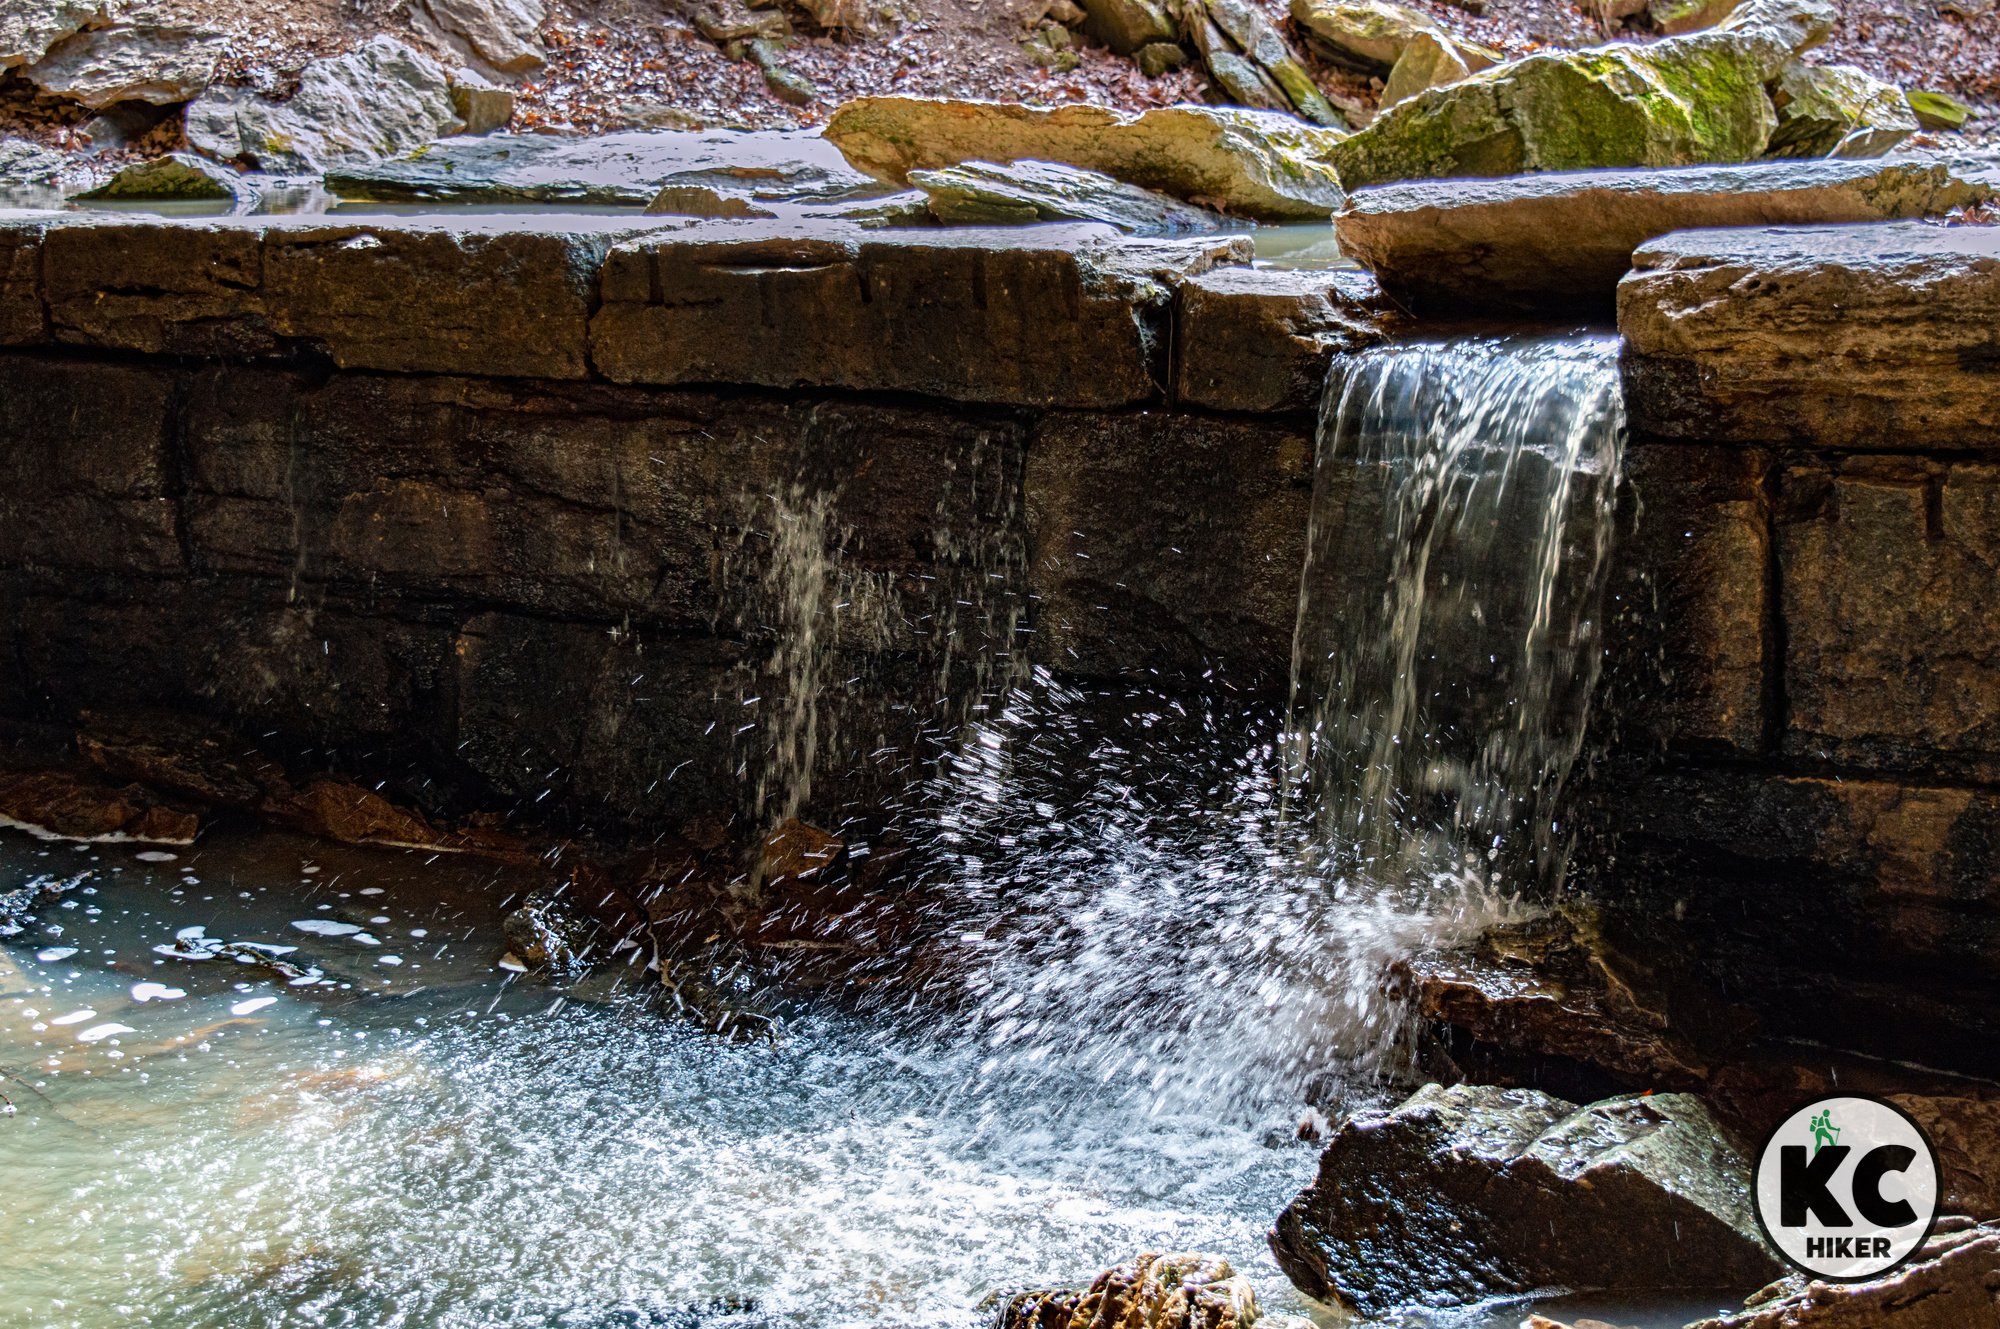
[885, 336, 1627, 1124]
[1287, 336, 1626, 911]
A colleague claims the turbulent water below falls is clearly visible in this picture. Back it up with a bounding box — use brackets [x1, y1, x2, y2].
[0, 336, 1686, 1328]
[0, 828, 1720, 1329]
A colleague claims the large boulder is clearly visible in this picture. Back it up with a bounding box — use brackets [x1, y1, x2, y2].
[1336, 154, 1998, 313]
[24, 21, 226, 107]
[1269, 1084, 1784, 1316]
[414, 0, 547, 75]
[0, 0, 96, 70]
[823, 97, 1347, 221]
[184, 35, 463, 173]
[1768, 61, 1919, 158]
[1688, 1222, 2000, 1328]
[325, 128, 877, 206]
[1330, 0, 1835, 189]
[908, 158, 1230, 232]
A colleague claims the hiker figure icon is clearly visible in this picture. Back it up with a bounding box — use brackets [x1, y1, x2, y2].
[1810, 1109, 1841, 1155]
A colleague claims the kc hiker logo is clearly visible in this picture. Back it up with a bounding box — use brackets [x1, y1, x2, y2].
[1753, 1095, 1942, 1281]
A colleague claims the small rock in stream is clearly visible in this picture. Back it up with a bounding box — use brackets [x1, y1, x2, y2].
[993, 1251, 1261, 1329]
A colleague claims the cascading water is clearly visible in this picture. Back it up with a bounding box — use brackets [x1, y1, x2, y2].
[1288, 335, 1627, 908]
[893, 335, 1628, 1125]
[0, 336, 1638, 1329]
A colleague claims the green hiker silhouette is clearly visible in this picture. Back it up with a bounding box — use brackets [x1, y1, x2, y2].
[1810, 1109, 1841, 1156]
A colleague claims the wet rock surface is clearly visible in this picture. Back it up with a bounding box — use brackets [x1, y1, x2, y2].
[1330, 0, 1835, 189]
[907, 158, 1231, 233]
[995, 1252, 1262, 1329]
[1337, 153, 1996, 314]
[1269, 1083, 1783, 1316]
[1688, 1221, 2000, 1328]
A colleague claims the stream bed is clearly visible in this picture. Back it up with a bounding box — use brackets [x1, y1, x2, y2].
[0, 826, 1730, 1329]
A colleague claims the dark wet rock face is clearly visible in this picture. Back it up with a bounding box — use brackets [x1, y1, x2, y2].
[1269, 1083, 1782, 1317]
[1689, 1221, 2000, 1328]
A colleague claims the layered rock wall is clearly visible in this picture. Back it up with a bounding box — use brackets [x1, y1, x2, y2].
[1611, 222, 2000, 1073]
[0, 211, 1375, 836]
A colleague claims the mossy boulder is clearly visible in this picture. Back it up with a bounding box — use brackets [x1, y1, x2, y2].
[1908, 89, 1972, 132]
[1330, 0, 1833, 189]
[77, 151, 251, 204]
[1768, 60, 1918, 158]
[823, 96, 1347, 220]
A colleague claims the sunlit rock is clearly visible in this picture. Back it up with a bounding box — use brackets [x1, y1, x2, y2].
[1336, 154, 1997, 313]
[1767, 60, 1918, 158]
[414, 0, 548, 76]
[909, 158, 1231, 232]
[25, 21, 226, 107]
[1378, 30, 1468, 107]
[327, 128, 874, 206]
[995, 1252, 1261, 1329]
[184, 35, 464, 172]
[1269, 1084, 1784, 1316]
[1330, 0, 1835, 188]
[0, 0, 96, 71]
[824, 97, 1347, 220]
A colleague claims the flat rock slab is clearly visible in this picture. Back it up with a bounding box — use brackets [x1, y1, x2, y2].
[591, 223, 1252, 407]
[325, 128, 879, 207]
[1172, 265, 1386, 413]
[1619, 220, 2000, 448]
[1340, 154, 1998, 314]
[1269, 1083, 1783, 1317]
[34, 212, 691, 378]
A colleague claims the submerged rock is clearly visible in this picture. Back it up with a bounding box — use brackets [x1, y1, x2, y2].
[25, 21, 226, 107]
[1269, 1083, 1783, 1316]
[327, 128, 875, 206]
[1330, 0, 1834, 189]
[184, 35, 464, 172]
[1335, 153, 1998, 314]
[909, 159, 1230, 232]
[995, 1252, 1261, 1329]
[823, 97, 1347, 220]
[1768, 61, 1918, 158]
[502, 890, 601, 981]
[1689, 1221, 2000, 1328]
[77, 152, 252, 204]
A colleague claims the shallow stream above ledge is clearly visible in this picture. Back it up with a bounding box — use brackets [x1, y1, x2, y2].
[0, 825, 1731, 1329]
